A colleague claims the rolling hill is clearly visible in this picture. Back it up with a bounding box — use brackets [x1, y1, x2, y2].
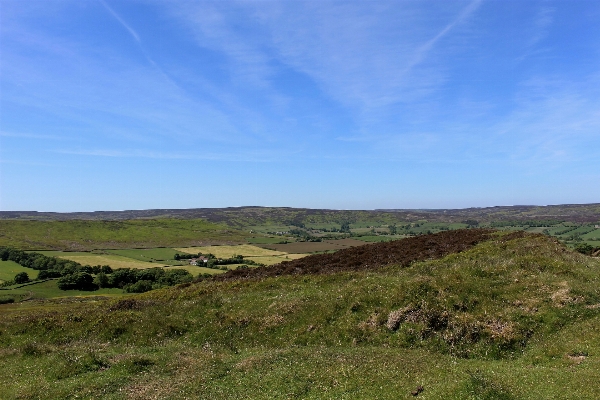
[1, 230, 600, 398]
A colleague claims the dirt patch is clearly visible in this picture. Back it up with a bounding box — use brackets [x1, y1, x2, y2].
[215, 229, 495, 281]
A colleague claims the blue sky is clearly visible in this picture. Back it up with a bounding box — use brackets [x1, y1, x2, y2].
[1, 0, 599, 211]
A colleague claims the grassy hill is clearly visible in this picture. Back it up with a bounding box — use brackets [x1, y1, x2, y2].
[3, 203, 600, 224]
[0, 219, 250, 251]
[1, 231, 600, 398]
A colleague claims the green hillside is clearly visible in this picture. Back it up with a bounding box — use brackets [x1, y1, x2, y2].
[1, 232, 600, 398]
[0, 219, 250, 251]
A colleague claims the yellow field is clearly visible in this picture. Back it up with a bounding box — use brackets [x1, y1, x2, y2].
[246, 254, 307, 266]
[55, 254, 153, 270]
[175, 244, 287, 258]
[169, 265, 226, 276]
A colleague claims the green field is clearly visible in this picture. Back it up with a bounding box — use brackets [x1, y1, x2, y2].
[39, 252, 156, 270]
[0, 279, 127, 302]
[1, 233, 600, 398]
[0, 219, 251, 251]
[106, 248, 185, 265]
[0, 260, 39, 283]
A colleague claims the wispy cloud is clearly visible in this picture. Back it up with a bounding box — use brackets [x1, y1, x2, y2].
[99, 0, 140, 43]
[0, 131, 65, 140]
[167, 0, 483, 148]
[53, 147, 290, 163]
[403, 0, 482, 75]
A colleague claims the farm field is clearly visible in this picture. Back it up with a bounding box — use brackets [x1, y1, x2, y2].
[22, 244, 312, 280]
[41, 252, 158, 270]
[0, 260, 39, 283]
[175, 244, 287, 258]
[245, 254, 306, 265]
[106, 248, 182, 264]
[169, 265, 227, 275]
[246, 236, 291, 244]
[258, 239, 369, 254]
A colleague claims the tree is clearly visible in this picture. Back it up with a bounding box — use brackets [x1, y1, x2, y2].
[100, 265, 113, 274]
[57, 272, 97, 291]
[388, 224, 397, 235]
[14, 272, 30, 284]
[575, 243, 594, 255]
[125, 280, 153, 293]
[93, 272, 110, 288]
[340, 222, 351, 233]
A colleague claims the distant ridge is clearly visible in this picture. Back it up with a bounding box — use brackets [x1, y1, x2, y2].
[1, 203, 599, 223]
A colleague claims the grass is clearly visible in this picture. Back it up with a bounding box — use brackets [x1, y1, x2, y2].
[106, 248, 181, 263]
[0, 219, 251, 251]
[353, 235, 405, 242]
[247, 237, 291, 244]
[0, 279, 126, 302]
[49, 254, 156, 269]
[174, 244, 287, 258]
[245, 254, 306, 265]
[1, 233, 600, 398]
[0, 260, 39, 282]
[168, 265, 226, 276]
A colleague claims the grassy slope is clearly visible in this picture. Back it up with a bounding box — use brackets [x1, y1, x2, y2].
[0, 219, 250, 251]
[0, 279, 127, 301]
[1, 233, 600, 398]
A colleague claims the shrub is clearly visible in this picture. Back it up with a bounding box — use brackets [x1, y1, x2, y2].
[125, 280, 154, 293]
[574, 243, 594, 255]
[57, 272, 98, 291]
[13, 272, 30, 284]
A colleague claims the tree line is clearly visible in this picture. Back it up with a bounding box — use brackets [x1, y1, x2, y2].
[0, 247, 191, 293]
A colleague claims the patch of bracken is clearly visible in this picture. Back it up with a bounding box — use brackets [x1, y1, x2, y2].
[214, 229, 496, 281]
[108, 299, 154, 311]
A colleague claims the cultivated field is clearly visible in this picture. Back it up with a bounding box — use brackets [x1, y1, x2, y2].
[43, 253, 156, 270]
[244, 254, 306, 265]
[106, 248, 182, 263]
[175, 244, 287, 258]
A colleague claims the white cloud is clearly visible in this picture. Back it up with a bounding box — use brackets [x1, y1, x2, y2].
[168, 0, 481, 113]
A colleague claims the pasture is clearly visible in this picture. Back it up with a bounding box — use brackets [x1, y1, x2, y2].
[175, 244, 287, 258]
[245, 254, 306, 265]
[246, 236, 290, 244]
[0, 260, 39, 283]
[44, 253, 156, 270]
[106, 248, 183, 265]
[259, 239, 367, 254]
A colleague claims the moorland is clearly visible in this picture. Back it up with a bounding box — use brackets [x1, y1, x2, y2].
[1, 204, 600, 398]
